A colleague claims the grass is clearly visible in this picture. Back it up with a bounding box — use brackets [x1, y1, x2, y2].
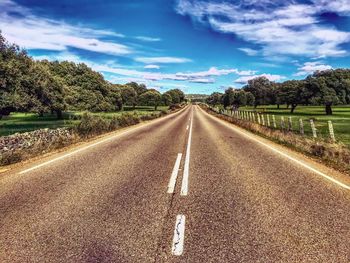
[237, 105, 350, 146]
[0, 106, 168, 136]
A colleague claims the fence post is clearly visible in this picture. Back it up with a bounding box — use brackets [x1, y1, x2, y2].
[266, 115, 270, 127]
[249, 112, 252, 122]
[252, 112, 256, 123]
[257, 113, 261, 125]
[288, 117, 292, 131]
[261, 114, 265, 126]
[310, 119, 317, 138]
[328, 120, 335, 142]
[272, 115, 277, 128]
[299, 118, 304, 135]
[281, 116, 285, 131]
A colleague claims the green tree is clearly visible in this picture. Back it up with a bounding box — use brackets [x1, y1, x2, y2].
[121, 85, 138, 109]
[243, 76, 274, 107]
[276, 80, 304, 113]
[139, 90, 162, 110]
[162, 93, 173, 106]
[305, 76, 340, 115]
[206, 92, 223, 106]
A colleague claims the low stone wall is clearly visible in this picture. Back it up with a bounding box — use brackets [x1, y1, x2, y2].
[0, 128, 79, 165]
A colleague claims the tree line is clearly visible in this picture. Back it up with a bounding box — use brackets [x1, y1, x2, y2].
[0, 32, 185, 119]
[207, 69, 350, 115]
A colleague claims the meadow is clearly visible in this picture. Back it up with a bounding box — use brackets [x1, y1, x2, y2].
[0, 106, 168, 136]
[239, 105, 350, 146]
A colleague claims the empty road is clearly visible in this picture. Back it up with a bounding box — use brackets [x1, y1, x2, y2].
[0, 105, 350, 262]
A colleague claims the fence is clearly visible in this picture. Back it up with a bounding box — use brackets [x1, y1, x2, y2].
[213, 107, 337, 143]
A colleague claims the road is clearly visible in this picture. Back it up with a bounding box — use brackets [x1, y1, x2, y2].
[0, 105, 350, 262]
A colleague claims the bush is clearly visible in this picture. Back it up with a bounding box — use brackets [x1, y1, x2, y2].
[117, 112, 141, 127]
[76, 112, 110, 137]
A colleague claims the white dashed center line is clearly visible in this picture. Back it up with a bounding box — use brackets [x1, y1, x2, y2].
[167, 153, 183, 194]
[181, 109, 193, 196]
[172, 214, 186, 256]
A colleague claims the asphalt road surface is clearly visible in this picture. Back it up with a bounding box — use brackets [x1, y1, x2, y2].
[1, 105, 350, 262]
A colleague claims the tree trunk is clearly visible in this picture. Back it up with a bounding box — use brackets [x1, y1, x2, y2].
[277, 104, 280, 109]
[290, 104, 297, 113]
[286, 104, 290, 109]
[155, 105, 158, 110]
[325, 104, 333, 115]
[56, 109, 63, 119]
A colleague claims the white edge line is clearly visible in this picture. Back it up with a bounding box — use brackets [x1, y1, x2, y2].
[201, 107, 350, 190]
[172, 214, 186, 256]
[181, 109, 193, 196]
[167, 153, 183, 193]
[19, 107, 189, 175]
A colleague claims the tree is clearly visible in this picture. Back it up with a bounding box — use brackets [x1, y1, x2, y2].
[121, 85, 138, 109]
[221, 88, 254, 109]
[30, 63, 66, 118]
[276, 80, 304, 113]
[164, 89, 185, 104]
[243, 76, 274, 107]
[162, 93, 173, 106]
[126, 82, 147, 96]
[305, 76, 340, 115]
[0, 32, 33, 118]
[109, 84, 123, 111]
[139, 90, 162, 110]
[206, 92, 223, 106]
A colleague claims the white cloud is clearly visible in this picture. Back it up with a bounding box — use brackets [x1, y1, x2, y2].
[144, 64, 160, 69]
[234, 74, 285, 84]
[135, 36, 162, 42]
[176, 0, 350, 58]
[0, 0, 131, 56]
[238, 48, 258, 56]
[294, 61, 332, 76]
[135, 56, 192, 64]
[189, 78, 215, 83]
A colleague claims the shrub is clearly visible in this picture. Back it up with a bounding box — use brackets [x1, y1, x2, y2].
[76, 112, 110, 137]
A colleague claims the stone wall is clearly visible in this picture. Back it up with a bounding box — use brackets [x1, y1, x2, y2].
[0, 128, 79, 165]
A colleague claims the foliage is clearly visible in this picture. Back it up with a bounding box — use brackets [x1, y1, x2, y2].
[139, 90, 162, 110]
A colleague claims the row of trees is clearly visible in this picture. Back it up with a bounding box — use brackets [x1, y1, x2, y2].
[207, 70, 350, 115]
[0, 32, 185, 119]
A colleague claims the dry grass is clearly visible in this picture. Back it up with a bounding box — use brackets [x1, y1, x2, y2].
[202, 105, 350, 174]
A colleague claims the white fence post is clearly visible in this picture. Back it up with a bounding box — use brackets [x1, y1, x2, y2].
[328, 120, 335, 142]
[261, 114, 265, 126]
[310, 119, 317, 138]
[299, 118, 304, 135]
[267, 115, 270, 127]
[288, 117, 292, 131]
[257, 113, 261, 125]
[281, 116, 285, 131]
[272, 115, 277, 128]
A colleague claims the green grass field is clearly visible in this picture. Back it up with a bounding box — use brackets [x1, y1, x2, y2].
[238, 105, 350, 145]
[0, 106, 168, 136]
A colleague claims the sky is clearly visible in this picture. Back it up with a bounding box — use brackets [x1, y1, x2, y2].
[1, 0, 350, 94]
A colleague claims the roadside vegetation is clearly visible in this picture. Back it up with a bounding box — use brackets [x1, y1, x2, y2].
[0, 32, 187, 166]
[0, 32, 186, 136]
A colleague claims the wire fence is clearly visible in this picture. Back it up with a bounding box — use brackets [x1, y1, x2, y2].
[212, 107, 336, 143]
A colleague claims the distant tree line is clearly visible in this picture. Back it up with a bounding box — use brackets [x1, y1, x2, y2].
[207, 70, 350, 115]
[0, 32, 185, 119]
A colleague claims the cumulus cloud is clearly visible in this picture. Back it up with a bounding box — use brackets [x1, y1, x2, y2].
[0, 0, 131, 56]
[144, 64, 160, 69]
[234, 74, 285, 84]
[135, 56, 192, 64]
[294, 61, 332, 76]
[176, 0, 350, 58]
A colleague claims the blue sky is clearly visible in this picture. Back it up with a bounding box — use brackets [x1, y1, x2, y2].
[1, 0, 350, 94]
